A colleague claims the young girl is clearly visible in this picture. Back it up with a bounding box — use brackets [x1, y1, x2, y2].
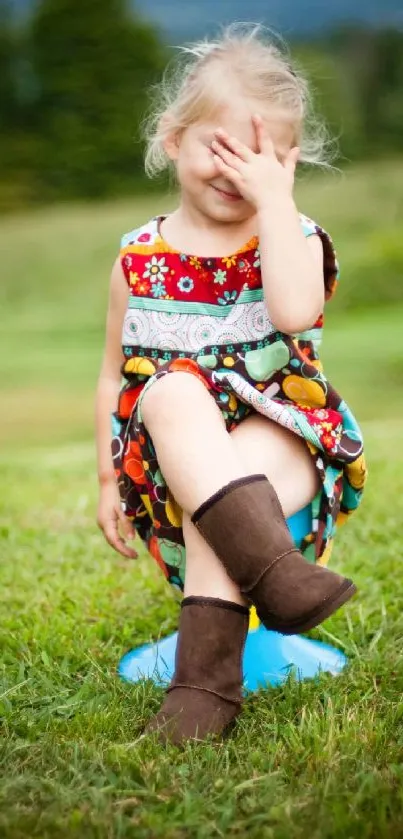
[96, 24, 367, 745]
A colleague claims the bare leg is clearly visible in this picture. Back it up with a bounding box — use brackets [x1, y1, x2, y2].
[183, 413, 320, 599]
[140, 372, 250, 511]
[182, 513, 247, 604]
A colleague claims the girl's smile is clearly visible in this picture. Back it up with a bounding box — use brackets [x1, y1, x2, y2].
[211, 183, 243, 202]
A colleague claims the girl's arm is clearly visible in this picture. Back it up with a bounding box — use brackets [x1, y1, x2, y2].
[256, 198, 325, 334]
[96, 258, 127, 485]
[95, 258, 137, 558]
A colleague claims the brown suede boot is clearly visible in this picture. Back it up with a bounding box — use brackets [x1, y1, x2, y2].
[191, 475, 357, 635]
[146, 596, 249, 745]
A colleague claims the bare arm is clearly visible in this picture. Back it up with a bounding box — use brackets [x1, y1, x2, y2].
[95, 257, 128, 483]
[95, 257, 137, 558]
[257, 199, 325, 334]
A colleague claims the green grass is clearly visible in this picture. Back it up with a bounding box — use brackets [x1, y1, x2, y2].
[1, 426, 403, 838]
[1, 161, 403, 837]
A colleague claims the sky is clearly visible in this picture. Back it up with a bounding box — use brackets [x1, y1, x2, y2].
[11, 0, 403, 41]
[133, 0, 403, 41]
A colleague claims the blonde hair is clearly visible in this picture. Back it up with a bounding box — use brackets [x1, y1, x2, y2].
[143, 23, 333, 178]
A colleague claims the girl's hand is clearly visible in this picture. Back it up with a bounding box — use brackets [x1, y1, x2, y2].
[97, 480, 138, 559]
[211, 114, 300, 210]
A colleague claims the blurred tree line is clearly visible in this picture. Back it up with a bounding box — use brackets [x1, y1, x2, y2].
[0, 0, 402, 210]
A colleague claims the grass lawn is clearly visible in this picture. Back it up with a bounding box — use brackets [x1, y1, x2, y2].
[1, 161, 403, 837]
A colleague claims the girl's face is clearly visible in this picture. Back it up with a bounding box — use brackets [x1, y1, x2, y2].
[164, 102, 295, 224]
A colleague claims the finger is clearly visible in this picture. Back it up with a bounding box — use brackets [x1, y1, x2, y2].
[211, 139, 243, 171]
[252, 114, 275, 157]
[212, 155, 242, 186]
[103, 521, 138, 559]
[119, 510, 136, 542]
[213, 129, 251, 162]
[118, 516, 138, 558]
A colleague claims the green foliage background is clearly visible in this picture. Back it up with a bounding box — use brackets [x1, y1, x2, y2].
[1, 0, 403, 211]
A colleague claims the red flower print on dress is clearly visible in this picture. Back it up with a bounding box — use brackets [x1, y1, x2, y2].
[136, 280, 151, 295]
[321, 432, 336, 450]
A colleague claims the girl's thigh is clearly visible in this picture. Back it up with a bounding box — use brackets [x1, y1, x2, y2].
[230, 414, 320, 518]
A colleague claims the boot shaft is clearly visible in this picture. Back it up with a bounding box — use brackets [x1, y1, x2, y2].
[192, 475, 296, 592]
[170, 596, 249, 704]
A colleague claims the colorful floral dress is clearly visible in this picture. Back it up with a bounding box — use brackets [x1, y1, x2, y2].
[111, 215, 367, 591]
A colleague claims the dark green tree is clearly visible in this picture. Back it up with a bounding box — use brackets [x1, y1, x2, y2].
[0, 0, 36, 208]
[28, 0, 166, 198]
[0, 0, 18, 129]
[327, 26, 403, 158]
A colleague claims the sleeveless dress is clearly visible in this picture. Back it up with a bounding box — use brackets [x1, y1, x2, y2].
[112, 214, 367, 591]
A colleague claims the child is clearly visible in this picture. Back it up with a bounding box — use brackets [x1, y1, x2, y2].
[96, 24, 367, 745]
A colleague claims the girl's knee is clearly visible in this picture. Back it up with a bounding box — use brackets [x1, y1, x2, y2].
[140, 370, 209, 426]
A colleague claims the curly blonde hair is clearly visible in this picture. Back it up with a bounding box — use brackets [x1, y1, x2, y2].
[143, 23, 333, 178]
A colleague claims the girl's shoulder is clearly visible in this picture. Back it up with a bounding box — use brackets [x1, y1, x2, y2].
[120, 216, 160, 251]
[119, 215, 172, 287]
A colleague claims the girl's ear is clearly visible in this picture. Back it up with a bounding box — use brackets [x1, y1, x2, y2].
[163, 131, 181, 162]
[160, 113, 181, 162]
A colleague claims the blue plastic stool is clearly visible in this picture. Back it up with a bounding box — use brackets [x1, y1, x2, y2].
[118, 505, 347, 690]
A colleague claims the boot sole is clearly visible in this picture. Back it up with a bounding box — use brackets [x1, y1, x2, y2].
[259, 579, 357, 636]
